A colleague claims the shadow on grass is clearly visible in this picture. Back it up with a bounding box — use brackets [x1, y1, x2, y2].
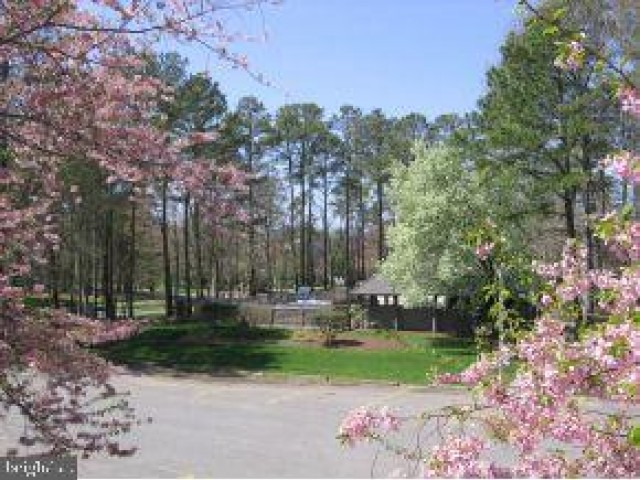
[423, 335, 475, 351]
[106, 344, 281, 374]
[121, 321, 290, 344]
[98, 321, 289, 374]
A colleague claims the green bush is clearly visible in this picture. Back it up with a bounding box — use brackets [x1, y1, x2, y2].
[23, 296, 51, 308]
[194, 301, 239, 323]
[313, 309, 350, 347]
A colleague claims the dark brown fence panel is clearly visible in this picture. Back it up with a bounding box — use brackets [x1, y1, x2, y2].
[364, 305, 471, 336]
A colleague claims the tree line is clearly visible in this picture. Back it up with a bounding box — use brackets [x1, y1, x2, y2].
[45, 50, 470, 320]
[44, 0, 640, 322]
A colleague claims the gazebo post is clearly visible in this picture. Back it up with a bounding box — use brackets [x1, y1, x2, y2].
[394, 294, 399, 331]
[432, 295, 437, 334]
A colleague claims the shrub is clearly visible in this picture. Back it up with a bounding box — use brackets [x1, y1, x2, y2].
[193, 300, 239, 323]
[313, 309, 350, 347]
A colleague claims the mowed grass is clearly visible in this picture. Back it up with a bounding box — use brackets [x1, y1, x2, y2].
[98, 321, 476, 385]
[132, 299, 166, 318]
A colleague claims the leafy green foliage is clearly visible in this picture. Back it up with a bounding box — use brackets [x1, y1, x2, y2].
[478, 13, 618, 246]
[629, 425, 640, 447]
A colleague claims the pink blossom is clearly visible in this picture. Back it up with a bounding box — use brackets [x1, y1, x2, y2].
[620, 86, 640, 118]
[475, 242, 495, 261]
[0, 0, 267, 458]
[424, 436, 495, 478]
[603, 150, 640, 184]
[540, 293, 552, 307]
[514, 454, 571, 478]
[338, 406, 401, 446]
[343, 63, 640, 480]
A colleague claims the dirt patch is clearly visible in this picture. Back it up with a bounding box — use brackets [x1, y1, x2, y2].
[291, 333, 404, 350]
[341, 336, 403, 350]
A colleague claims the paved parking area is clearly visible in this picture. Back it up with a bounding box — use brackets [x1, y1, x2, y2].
[2, 374, 470, 478]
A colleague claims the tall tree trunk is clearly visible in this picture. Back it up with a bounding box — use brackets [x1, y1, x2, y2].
[345, 165, 352, 288]
[69, 219, 76, 311]
[581, 137, 597, 326]
[288, 151, 298, 290]
[109, 203, 116, 319]
[202, 235, 214, 298]
[377, 178, 384, 261]
[76, 220, 86, 315]
[300, 144, 306, 286]
[597, 168, 608, 268]
[358, 178, 365, 280]
[563, 189, 577, 239]
[581, 138, 597, 272]
[307, 180, 314, 288]
[160, 180, 173, 317]
[209, 232, 220, 298]
[194, 202, 204, 299]
[173, 216, 180, 309]
[92, 226, 98, 316]
[82, 245, 90, 312]
[183, 194, 192, 318]
[50, 250, 60, 309]
[584, 183, 596, 270]
[127, 201, 136, 318]
[213, 234, 221, 299]
[248, 127, 257, 297]
[74, 249, 81, 315]
[323, 161, 329, 290]
[266, 204, 273, 292]
[103, 196, 116, 320]
[79, 226, 89, 311]
[234, 226, 240, 297]
[248, 212, 257, 296]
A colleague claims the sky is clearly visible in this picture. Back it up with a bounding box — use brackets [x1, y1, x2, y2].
[174, 0, 521, 119]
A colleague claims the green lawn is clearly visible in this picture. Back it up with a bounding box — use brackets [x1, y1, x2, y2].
[132, 299, 166, 317]
[98, 322, 476, 385]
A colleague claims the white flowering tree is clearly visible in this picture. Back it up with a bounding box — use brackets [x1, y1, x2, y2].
[381, 143, 533, 308]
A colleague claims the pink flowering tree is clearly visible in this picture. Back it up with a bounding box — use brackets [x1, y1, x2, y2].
[340, 7, 640, 478]
[0, 0, 273, 457]
[340, 134, 640, 480]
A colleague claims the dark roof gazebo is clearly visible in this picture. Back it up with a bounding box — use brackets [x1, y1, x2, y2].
[349, 275, 469, 334]
[350, 275, 399, 306]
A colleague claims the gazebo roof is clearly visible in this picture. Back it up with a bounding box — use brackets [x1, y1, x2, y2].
[350, 275, 397, 296]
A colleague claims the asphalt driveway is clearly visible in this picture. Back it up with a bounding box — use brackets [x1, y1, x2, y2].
[1, 373, 470, 478]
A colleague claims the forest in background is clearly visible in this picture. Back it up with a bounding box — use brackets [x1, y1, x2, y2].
[41, 0, 640, 321]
